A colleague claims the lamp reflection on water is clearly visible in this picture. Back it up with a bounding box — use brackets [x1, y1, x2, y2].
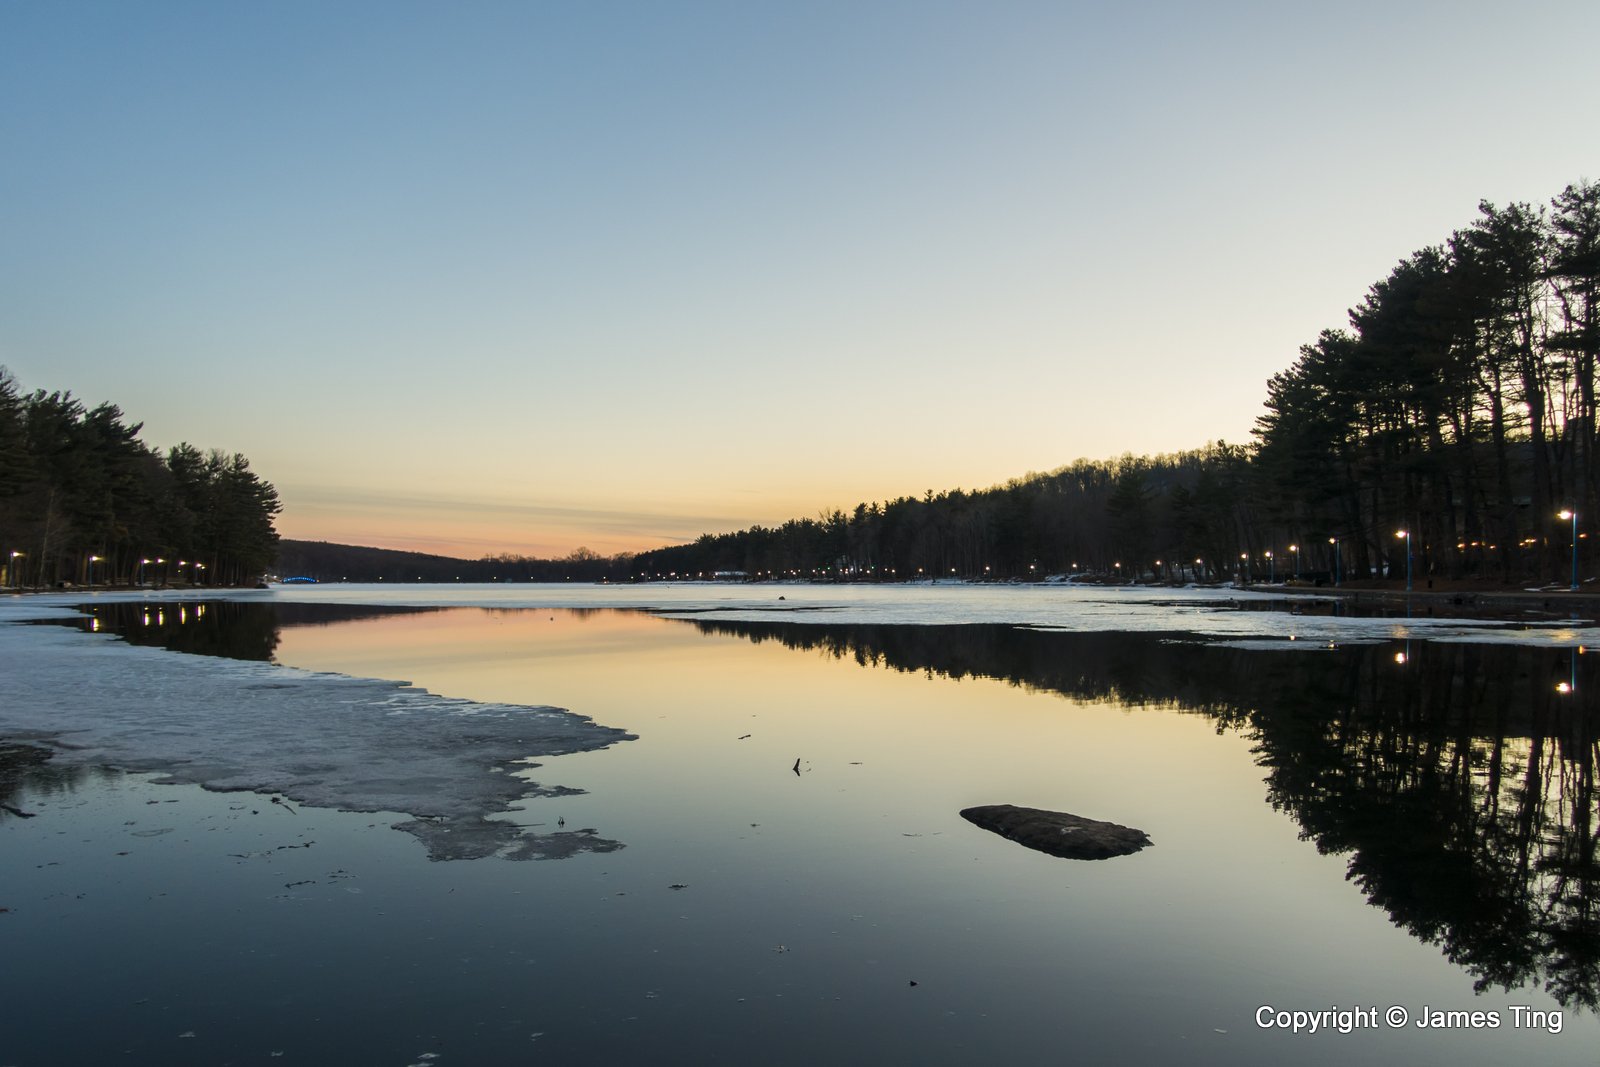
[1557, 645, 1579, 694]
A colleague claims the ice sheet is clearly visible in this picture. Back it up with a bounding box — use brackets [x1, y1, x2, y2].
[0, 599, 634, 860]
[247, 581, 1600, 647]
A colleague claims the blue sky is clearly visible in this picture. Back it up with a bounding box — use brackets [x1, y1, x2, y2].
[3, 1, 1597, 555]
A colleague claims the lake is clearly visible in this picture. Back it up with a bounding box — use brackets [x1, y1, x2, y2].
[1, 583, 1596, 1065]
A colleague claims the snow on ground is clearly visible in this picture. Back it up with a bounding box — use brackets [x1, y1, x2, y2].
[0, 597, 634, 860]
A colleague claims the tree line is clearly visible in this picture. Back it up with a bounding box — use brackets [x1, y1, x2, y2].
[275, 539, 628, 583]
[635, 179, 1600, 586]
[0, 368, 281, 588]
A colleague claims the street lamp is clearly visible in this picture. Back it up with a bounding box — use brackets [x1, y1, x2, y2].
[8, 550, 21, 589]
[1328, 537, 1341, 586]
[1265, 550, 1274, 584]
[1395, 530, 1412, 592]
[1558, 510, 1578, 592]
[139, 558, 152, 586]
[1289, 543, 1299, 580]
[1239, 552, 1249, 586]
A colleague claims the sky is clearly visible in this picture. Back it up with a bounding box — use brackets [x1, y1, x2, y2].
[3, 1, 1598, 558]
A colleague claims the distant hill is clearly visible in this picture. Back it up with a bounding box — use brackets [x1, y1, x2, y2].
[273, 540, 626, 583]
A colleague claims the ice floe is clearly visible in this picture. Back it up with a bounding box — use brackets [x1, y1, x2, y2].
[0, 597, 633, 860]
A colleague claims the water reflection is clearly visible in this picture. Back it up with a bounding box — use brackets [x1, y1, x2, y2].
[55, 600, 445, 662]
[0, 741, 107, 818]
[681, 619, 1600, 1010]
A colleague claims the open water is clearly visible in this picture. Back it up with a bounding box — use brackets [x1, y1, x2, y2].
[1, 584, 1596, 1064]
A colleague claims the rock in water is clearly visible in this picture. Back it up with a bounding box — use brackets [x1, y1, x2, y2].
[959, 804, 1151, 860]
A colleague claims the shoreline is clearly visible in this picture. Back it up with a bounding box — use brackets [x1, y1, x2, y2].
[12, 581, 1598, 640]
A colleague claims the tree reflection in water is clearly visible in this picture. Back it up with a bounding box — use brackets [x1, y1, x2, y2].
[58, 600, 444, 662]
[683, 620, 1600, 1011]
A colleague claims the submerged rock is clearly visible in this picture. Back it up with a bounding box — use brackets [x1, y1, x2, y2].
[960, 804, 1151, 860]
[393, 817, 624, 862]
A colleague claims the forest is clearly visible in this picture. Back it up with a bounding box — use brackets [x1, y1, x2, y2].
[275, 539, 621, 584]
[635, 180, 1600, 586]
[0, 369, 281, 588]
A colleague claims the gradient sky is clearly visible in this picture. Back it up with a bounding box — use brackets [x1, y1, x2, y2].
[3, 1, 1597, 558]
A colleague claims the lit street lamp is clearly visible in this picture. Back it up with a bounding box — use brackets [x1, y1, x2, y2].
[1289, 543, 1299, 580]
[1266, 550, 1274, 584]
[1328, 537, 1341, 586]
[1395, 530, 1412, 592]
[88, 554, 103, 587]
[8, 550, 21, 589]
[1558, 510, 1578, 592]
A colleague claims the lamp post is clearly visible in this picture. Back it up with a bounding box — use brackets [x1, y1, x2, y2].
[88, 554, 102, 587]
[1395, 530, 1412, 592]
[1558, 509, 1578, 592]
[8, 550, 21, 589]
[1289, 543, 1299, 580]
[1328, 537, 1340, 587]
[1266, 550, 1274, 584]
[1239, 552, 1249, 587]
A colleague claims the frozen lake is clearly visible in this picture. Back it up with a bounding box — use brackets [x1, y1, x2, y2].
[1, 584, 1596, 1064]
